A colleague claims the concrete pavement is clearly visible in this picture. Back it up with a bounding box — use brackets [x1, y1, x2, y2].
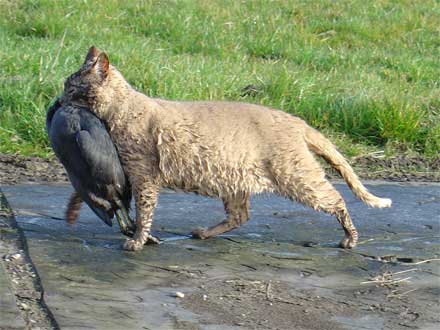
[1, 182, 439, 330]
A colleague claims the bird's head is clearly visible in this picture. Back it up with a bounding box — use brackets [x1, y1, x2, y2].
[61, 46, 129, 120]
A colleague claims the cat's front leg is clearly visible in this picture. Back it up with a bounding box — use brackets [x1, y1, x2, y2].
[123, 177, 160, 251]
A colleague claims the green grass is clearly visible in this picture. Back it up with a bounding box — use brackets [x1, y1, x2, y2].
[0, 0, 439, 158]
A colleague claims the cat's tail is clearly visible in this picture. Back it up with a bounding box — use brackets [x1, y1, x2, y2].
[304, 126, 392, 208]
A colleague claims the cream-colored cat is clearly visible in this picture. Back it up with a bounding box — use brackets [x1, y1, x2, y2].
[60, 47, 391, 251]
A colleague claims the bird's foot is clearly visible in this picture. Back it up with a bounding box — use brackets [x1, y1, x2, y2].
[121, 226, 135, 238]
[145, 234, 160, 245]
[115, 210, 137, 237]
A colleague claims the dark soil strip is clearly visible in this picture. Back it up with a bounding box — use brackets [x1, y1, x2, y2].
[0, 190, 60, 330]
[0, 154, 68, 185]
[0, 153, 438, 185]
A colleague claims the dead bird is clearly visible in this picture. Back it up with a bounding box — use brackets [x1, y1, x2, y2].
[46, 99, 138, 237]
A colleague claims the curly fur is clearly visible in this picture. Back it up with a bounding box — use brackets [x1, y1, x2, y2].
[60, 47, 391, 251]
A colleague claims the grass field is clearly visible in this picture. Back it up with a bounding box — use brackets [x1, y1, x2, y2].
[0, 0, 439, 158]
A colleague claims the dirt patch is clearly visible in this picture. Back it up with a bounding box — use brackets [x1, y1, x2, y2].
[180, 267, 439, 330]
[345, 154, 440, 182]
[0, 154, 68, 185]
[1, 153, 438, 185]
[182, 279, 351, 330]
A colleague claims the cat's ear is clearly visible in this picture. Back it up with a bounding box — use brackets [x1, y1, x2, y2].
[84, 46, 101, 65]
[91, 52, 110, 80]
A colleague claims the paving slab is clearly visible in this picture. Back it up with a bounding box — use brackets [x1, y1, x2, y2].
[1, 182, 440, 330]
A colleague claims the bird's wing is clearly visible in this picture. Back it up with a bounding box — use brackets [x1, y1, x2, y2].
[68, 174, 113, 227]
[75, 128, 126, 188]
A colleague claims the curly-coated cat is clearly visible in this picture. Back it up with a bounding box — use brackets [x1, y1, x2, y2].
[60, 47, 391, 251]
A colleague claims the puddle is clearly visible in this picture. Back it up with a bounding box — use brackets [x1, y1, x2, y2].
[161, 235, 192, 242]
[375, 245, 404, 251]
[245, 233, 262, 237]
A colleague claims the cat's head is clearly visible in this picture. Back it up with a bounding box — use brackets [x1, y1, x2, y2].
[61, 46, 127, 118]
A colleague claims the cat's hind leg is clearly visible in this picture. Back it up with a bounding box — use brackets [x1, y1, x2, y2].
[192, 193, 250, 239]
[301, 179, 357, 248]
[276, 157, 358, 249]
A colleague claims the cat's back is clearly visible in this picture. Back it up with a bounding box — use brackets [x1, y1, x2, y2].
[156, 99, 306, 147]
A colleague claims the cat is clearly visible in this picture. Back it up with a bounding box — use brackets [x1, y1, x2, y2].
[59, 47, 391, 251]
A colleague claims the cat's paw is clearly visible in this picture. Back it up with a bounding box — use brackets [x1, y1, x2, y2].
[339, 235, 357, 249]
[191, 228, 208, 239]
[123, 239, 144, 251]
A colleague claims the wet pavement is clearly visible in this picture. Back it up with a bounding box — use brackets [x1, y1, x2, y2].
[1, 182, 439, 330]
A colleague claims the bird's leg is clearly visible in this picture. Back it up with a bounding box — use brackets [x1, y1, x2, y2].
[119, 206, 136, 232]
[123, 178, 160, 251]
[115, 210, 132, 237]
[114, 198, 135, 235]
[114, 202, 159, 243]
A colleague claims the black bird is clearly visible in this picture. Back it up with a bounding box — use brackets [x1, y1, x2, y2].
[46, 99, 135, 235]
